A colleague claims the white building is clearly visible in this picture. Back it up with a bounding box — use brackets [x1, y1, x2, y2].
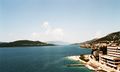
[99, 46, 120, 71]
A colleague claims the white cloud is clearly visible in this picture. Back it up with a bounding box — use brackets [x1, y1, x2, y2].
[31, 21, 65, 41]
[32, 32, 40, 38]
[51, 28, 64, 40]
[42, 21, 50, 29]
[52, 28, 64, 36]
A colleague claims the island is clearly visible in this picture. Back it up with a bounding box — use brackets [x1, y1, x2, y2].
[0, 40, 55, 47]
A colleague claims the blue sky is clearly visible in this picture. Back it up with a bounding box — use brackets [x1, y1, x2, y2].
[0, 0, 120, 43]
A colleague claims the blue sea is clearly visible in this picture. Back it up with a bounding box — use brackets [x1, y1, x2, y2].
[0, 45, 92, 72]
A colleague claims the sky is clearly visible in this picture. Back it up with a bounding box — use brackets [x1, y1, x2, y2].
[0, 0, 120, 43]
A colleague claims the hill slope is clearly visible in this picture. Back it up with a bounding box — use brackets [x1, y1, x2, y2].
[80, 31, 120, 48]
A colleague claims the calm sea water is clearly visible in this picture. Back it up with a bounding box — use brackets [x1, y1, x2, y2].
[0, 45, 92, 72]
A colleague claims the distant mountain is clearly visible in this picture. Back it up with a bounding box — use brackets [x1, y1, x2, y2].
[74, 38, 98, 45]
[47, 41, 70, 45]
[0, 40, 55, 47]
[80, 31, 120, 48]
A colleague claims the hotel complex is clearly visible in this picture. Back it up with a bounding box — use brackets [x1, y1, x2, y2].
[99, 46, 120, 71]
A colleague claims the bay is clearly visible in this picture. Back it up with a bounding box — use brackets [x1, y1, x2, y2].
[0, 45, 92, 72]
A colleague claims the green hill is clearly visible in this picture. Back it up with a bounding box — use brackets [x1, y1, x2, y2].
[80, 31, 120, 48]
[0, 40, 55, 47]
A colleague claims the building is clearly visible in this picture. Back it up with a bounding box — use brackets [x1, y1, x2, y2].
[99, 46, 120, 71]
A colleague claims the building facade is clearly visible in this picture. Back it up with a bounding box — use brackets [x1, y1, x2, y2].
[99, 47, 120, 70]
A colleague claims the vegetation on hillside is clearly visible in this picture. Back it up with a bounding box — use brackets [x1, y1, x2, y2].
[80, 31, 120, 48]
[79, 54, 89, 62]
[0, 40, 55, 47]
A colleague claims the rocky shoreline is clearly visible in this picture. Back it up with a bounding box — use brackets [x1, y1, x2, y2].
[67, 55, 119, 72]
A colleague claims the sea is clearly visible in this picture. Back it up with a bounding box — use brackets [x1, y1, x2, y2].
[0, 45, 92, 72]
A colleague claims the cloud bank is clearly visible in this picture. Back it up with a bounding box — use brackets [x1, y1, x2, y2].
[31, 21, 64, 41]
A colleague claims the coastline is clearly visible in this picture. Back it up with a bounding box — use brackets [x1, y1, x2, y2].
[67, 55, 118, 72]
[67, 55, 95, 70]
